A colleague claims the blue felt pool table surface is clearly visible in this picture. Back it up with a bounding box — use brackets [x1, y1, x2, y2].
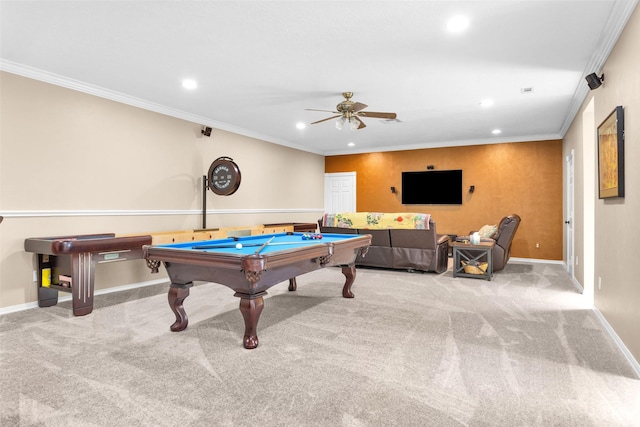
[154, 232, 357, 255]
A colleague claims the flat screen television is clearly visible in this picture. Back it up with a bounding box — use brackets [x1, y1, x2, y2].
[401, 170, 463, 205]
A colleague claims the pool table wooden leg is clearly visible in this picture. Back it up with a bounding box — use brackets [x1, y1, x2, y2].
[169, 284, 192, 332]
[238, 295, 264, 349]
[341, 264, 356, 298]
[288, 277, 297, 291]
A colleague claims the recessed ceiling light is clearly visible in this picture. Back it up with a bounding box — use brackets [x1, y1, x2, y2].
[446, 16, 469, 33]
[480, 98, 494, 107]
[492, 129, 502, 135]
[182, 79, 197, 90]
[347, 142, 355, 147]
[296, 122, 306, 130]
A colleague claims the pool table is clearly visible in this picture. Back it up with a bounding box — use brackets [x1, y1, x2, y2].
[143, 232, 371, 349]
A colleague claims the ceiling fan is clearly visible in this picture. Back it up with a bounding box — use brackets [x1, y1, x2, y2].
[306, 92, 397, 130]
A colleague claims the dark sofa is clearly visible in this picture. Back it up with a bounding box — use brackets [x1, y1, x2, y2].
[319, 215, 449, 273]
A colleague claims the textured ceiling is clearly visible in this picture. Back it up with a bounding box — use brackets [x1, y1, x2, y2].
[1, 1, 637, 155]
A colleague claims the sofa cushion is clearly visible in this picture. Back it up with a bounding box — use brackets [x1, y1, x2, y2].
[389, 229, 436, 250]
[358, 229, 391, 246]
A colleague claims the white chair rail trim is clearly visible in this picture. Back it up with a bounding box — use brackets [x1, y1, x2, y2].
[0, 208, 324, 219]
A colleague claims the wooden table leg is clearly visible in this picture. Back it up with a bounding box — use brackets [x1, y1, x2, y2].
[341, 264, 356, 298]
[169, 284, 192, 332]
[238, 295, 265, 349]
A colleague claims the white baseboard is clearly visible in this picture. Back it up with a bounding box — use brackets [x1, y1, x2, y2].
[554, 268, 638, 378]
[0, 278, 168, 316]
[559, 269, 638, 378]
[510, 257, 563, 265]
[503, 259, 639, 378]
[592, 307, 640, 379]
[570, 275, 585, 294]
[0, 301, 41, 315]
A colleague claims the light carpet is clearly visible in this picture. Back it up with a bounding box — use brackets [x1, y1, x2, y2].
[1, 262, 639, 426]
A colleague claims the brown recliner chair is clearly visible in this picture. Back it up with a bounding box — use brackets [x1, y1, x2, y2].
[457, 214, 521, 272]
[490, 214, 521, 271]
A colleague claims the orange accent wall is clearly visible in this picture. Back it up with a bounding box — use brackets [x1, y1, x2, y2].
[325, 140, 563, 260]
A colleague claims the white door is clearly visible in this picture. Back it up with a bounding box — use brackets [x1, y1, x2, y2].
[566, 150, 574, 277]
[324, 172, 356, 213]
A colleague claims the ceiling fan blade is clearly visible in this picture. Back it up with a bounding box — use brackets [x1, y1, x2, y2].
[352, 102, 368, 112]
[305, 108, 339, 113]
[310, 115, 342, 125]
[358, 111, 397, 119]
[354, 117, 366, 129]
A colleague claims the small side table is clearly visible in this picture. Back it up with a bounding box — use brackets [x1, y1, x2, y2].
[452, 241, 495, 281]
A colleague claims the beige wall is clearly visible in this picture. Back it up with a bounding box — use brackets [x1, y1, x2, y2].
[563, 4, 640, 361]
[0, 72, 324, 309]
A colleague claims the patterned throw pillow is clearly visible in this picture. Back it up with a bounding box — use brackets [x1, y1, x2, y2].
[478, 224, 498, 239]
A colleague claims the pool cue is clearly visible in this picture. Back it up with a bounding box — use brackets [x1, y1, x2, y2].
[192, 242, 261, 249]
[266, 241, 323, 246]
[192, 240, 325, 250]
[254, 236, 275, 254]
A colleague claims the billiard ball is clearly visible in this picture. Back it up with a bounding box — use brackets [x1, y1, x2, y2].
[235, 243, 243, 249]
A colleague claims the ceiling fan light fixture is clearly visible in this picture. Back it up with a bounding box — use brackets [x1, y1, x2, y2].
[308, 92, 394, 131]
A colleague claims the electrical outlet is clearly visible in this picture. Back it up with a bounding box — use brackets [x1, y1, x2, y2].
[33, 270, 37, 282]
[598, 276, 602, 290]
[575, 256, 579, 266]
[535, 243, 540, 248]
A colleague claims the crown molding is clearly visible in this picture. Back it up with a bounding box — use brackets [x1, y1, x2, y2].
[0, 60, 321, 155]
[559, 0, 640, 136]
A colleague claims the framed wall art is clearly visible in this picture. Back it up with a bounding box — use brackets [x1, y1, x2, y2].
[597, 106, 625, 199]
